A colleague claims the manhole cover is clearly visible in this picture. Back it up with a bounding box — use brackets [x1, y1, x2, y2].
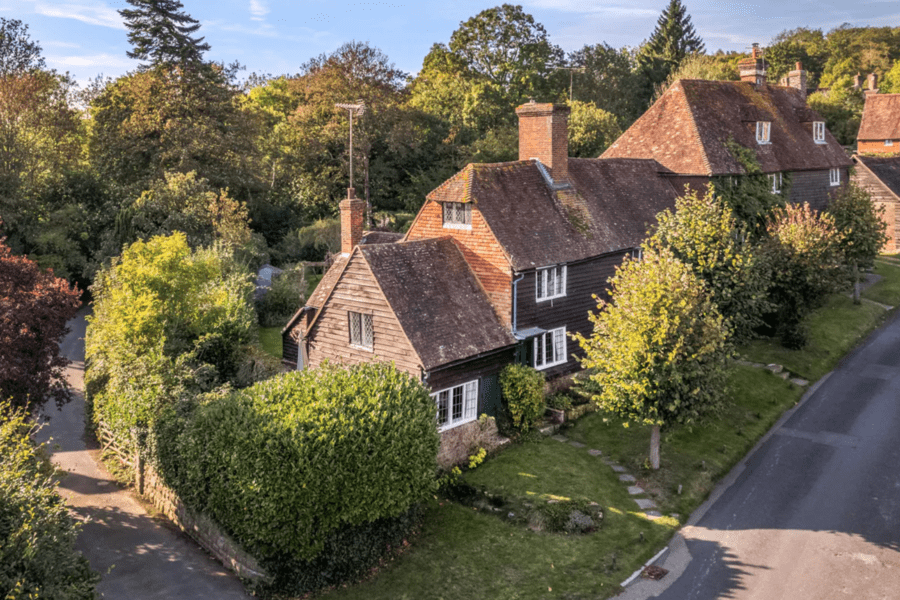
[642, 565, 668, 580]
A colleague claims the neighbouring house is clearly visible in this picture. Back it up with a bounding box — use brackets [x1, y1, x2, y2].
[254, 263, 283, 301]
[602, 51, 852, 213]
[851, 155, 900, 253]
[283, 102, 680, 466]
[857, 93, 900, 156]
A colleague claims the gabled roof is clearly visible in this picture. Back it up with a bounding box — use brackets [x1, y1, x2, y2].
[858, 94, 900, 141]
[603, 79, 851, 175]
[358, 238, 516, 370]
[360, 230, 403, 245]
[422, 158, 679, 270]
[854, 154, 900, 199]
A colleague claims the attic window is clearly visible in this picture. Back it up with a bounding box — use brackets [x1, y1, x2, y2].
[769, 173, 783, 194]
[829, 168, 841, 187]
[432, 380, 478, 431]
[813, 121, 826, 144]
[442, 202, 472, 229]
[756, 121, 771, 144]
[536, 265, 566, 301]
[348, 311, 373, 350]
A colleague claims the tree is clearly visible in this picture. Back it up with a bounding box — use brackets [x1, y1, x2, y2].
[806, 78, 864, 146]
[827, 182, 888, 303]
[567, 100, 622, 157]
[636, 0, 705, 104]
[649, 51, 739, 105]
[1, 414, 99, 599]
[763, 203, 846, 348]
[0, 231, 81, 414]
[119, 0, 210, 69]
[573, 248, 730, 470]
[646, 189, 768, 341]
[569, 43, 642, 126]
[0, 17, 45, 75]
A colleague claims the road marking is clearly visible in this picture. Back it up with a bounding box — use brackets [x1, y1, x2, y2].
[775, 428, 859, 448]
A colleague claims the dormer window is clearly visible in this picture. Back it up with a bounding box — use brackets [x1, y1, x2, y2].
[769, 172, 783, 194]
[829, 168, 841, 187]
[756, 121, 771, 144]
[536, 265, 566, 301]
[442, 202, 472, 229]
[813, 121, 826, 144]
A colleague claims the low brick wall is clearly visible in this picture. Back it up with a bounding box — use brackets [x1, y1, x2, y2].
[437, 417, 508, 469]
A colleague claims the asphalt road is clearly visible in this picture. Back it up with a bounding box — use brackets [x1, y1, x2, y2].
[36, 307, 249, 600]
[622, 309, 900, 600]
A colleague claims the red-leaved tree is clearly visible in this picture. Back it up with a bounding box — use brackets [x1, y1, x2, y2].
[0, 229, 80, 414]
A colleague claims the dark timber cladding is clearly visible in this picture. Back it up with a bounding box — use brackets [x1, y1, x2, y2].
[789, 169, 848, 212]
[426, 346, 517, 419]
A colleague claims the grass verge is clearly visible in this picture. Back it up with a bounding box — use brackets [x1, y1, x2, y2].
[258, 327, 283, 359]
[865, 260, 900, 306]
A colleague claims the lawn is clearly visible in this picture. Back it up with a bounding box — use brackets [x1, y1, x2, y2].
[865, 259, 900, 307]
[258, 326, 283, 359]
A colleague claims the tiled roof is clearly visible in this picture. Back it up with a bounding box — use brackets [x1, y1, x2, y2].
[603, 79, 852, 174]
[854, 154, 900, 199]
[360, 238, 516, 369]
[858, 94, 900, 141]
[360, 231, 403, 244]
[306, 254, 349, 309]
[426, 158, 679, 270]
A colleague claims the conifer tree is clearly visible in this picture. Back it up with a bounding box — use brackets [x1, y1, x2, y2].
[119, 0, 210, 68]
[637, 0, 705, 104]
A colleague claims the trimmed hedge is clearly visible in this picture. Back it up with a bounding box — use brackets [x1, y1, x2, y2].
[152, 361, 439, 591]
[499, 364, 545, 432]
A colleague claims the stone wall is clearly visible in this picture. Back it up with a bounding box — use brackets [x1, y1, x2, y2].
[437, 417, 508, 469]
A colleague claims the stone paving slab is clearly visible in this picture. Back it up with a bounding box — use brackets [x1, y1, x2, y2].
[551, 435, 568, 442]
[619, 474, 636, 483]
[645, 511, 663, 519]
[627, 486, 645, 495]
[611, 465, 627, 473]
[790, 378, 809, 387]
[588, 449, 602, 456]
[601, 457, 614, 465]
[635, 498, 657, 510]
[569, 440, 586, 448]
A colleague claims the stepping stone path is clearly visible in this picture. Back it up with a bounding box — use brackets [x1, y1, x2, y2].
[541, 430, 663, 516]
[733, 360, 810, 387]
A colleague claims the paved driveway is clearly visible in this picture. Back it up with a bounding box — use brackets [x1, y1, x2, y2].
[621, 310, 900, 600]
[36, 308, 249, 600]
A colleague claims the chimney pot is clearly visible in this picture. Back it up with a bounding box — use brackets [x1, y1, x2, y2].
[795, 61, 803, 70]
[515, 102, 570, 183]
[340, 188, 365, 255]
[868, 72, 879, 92]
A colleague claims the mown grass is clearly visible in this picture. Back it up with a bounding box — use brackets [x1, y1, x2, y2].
[258, 327, 283, 359]
[865, 260, 900, 306]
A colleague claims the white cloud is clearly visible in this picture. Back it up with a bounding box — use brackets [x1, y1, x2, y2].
[524, 0, 658, 17]
[34, 2, 125, 30]
[47, 53, 135, 69]
[250, 0, 269, 21]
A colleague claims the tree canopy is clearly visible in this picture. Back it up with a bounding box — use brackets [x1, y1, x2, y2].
[0, 17, 45, 75]
[119, 0, 210, 68]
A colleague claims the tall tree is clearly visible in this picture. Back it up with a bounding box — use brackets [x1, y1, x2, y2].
[827, 183, 888, 304]
[0, 17, 45, 75]
[0, 231, 81, 414]
[636, 0, 705, 106]
[569, 43, 642, 126]
[119, 0, 210, 68]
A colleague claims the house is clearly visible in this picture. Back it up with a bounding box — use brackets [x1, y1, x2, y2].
[851, 155, 900, 252]
[602, 51, 852, 213]
[857, 93, 900, 155]
[283, 102, 679, 466]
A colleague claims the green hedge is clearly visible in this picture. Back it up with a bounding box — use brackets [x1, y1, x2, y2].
[500, 364, 545, 432]
[152, 361, 439, 590]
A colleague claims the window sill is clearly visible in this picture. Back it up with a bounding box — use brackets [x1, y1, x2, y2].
[535, 358, 567, 371]
[536, 294, 566, 302]
[349, 344, 374, 352]
[442, 223, 472, 230]
[438, 415, 477, 432]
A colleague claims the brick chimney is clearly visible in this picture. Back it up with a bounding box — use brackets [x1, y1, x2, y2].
[340, 188, 364, 256]
[786, 62, 808, 100]
[853, 72, 863, 90]
[515, 101, 570, 183]
[738, 44, 767, 86]
[867, 72, 879, 94]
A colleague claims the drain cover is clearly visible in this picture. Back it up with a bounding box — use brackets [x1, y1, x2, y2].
[642, 565, 669, 580]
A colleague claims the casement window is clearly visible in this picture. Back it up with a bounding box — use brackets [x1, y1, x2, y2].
[348, 311, 373, 350]
[886, 140, 895, 147]
[829, 168, 841, 187]
[442, 202, 472, 229]
[534, 327, 567, 370]
[813, 121, 826, 144]
[432, 380, 478, 430]
[536, 265, 567, 301]
[769, 172, 783, 194]
[756, 121, 771, 144]
[631, 248, 643, 261]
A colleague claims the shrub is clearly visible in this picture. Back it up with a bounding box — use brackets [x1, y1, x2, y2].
[546, 393, 573, 411]
[0, 414, 99, 599]
[499, 364, 545, 432]
[827, 182, 889, 302]
[152, 362, 439, 593]
[255, 265, 306, 327]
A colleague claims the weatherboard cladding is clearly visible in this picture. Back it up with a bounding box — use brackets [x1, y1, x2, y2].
[359, 238, 516, 371]
[858, 94, 900, 141]
[852, 155, 900, 252]
[854, 155, 900, 199]
[603, 79, 851, 175]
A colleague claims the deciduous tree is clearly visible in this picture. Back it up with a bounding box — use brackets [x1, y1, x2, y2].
[827, 182, 888, 303]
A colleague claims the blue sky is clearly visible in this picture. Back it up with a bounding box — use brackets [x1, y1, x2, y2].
[4, 1, 899, 86]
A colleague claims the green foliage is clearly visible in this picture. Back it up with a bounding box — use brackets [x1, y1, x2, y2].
[828, 182, 888, 270]
[636, 0, 705, 105]
[152, 362, 439, 590]
[649, 52, 739, 105]
[763, 203, 846, 348]
[882, 61, 900, 93]
[0, 414, 99, 599]
[646, 189, 769, 341]
[86, 233, 255, 436]
[545, 392, 573, 411]
[0, 17, 46, 74]
[714, 138, 787, 235]
[119, 0, 210, 69]
[573, 248, 730, 431]
[807, 80, 864, 146]
[256, 265, 307, 327]
[569, 43, 642, 125]
[499, 364, 545, 432]
[272, 218, 341, 264]
[567, 100, 622, 157]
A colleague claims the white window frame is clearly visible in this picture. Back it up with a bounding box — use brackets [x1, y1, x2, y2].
[756, 121, 771, 144]
[348, 311, 373, 350]
[631, 248, 643, 261]
[431, 380, 478, 431]
[536, 265, 567, 301]
[813, 121, 826, 144]
[442, 202, 472, 230]
[829, 168, 841, 187]
[534, 327, 567, 370]
[769, 172, 783, 194]
[886, 140, 894, 147]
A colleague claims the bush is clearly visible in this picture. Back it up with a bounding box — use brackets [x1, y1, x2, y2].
[255, 265, 306, 327]
[0, 414, 99, 600]
[272, 219, 340, 264]
[546, 393, 573, 411]
[152, 362, 439, 593]
[499, 364, 545, 432]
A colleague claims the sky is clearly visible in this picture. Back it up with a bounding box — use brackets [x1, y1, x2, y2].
[4, 0, 899, 86]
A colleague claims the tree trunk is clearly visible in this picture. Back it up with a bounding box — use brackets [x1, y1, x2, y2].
[853, 261, 861, 305]
[650, 424, 660, 470]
